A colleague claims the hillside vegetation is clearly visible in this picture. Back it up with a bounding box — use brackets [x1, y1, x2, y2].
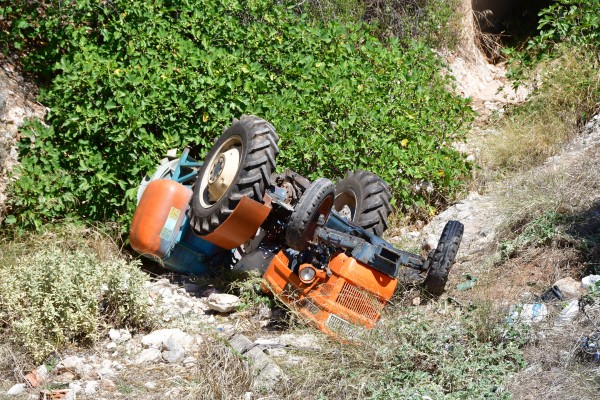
[1, 0, 472, 230]
[0, 0, 599, 399]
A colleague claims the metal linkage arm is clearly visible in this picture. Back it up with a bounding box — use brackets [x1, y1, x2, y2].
[314, 227, 427, 278]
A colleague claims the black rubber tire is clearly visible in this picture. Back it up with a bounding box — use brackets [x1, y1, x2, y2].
[286, 178, 335, 251]
[333, 170, 392, 236]
[190, 115, 279, 234]
[423, 220, 464, 297]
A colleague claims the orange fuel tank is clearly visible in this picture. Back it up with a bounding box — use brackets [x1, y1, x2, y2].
[130, 179, 192, 259]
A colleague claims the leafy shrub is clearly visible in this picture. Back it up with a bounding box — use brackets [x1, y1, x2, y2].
[506, 0, 600, 81]
[534, 0, 600, 51]
[298, 0, 462, 48]
[2, 0, 472, 229]
[0, 225, 153, 361]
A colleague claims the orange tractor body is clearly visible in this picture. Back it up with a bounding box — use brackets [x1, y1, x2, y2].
[264, 249, 398, 338]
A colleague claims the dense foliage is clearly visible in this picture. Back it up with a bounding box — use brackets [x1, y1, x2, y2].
[299, 0, 462, 48]
[506, 0, 600, 80]
[1, 0, 472, 228]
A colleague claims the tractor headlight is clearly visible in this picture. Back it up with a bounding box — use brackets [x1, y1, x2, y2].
[299, 265, 317, 284]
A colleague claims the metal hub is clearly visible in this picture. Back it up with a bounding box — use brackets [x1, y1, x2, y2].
[198, 136, 242, 208]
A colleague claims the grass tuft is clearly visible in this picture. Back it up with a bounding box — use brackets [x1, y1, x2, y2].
[481, 49, 600, 174]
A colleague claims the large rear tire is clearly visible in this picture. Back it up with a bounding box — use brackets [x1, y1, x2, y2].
[190, 115, 279, 235]
[423, 220, 464, 297]
[333, 170, 392, 236]
[286, 178, 335, 251]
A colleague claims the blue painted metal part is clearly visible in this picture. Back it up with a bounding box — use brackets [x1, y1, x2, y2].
[172, 148, 203, 185]
[161, 213, 229, 275]
[325, 211, 392, 249]
[147, 148, 229, 275]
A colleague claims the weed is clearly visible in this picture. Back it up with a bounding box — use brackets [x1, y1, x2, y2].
[273, 300, 524, 399]
[0, 224, 154, 362]
[482, 49, 600, 174]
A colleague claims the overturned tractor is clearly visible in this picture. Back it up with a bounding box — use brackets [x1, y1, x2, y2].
[130, 115, 463, 339]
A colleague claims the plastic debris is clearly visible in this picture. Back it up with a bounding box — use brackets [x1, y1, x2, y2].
[581, 332, 600, 362]
[456, 274, 478, 291]
[509, 303, 548, 324]
[554, 299, 579, 327]
[581, 275, 600, 290]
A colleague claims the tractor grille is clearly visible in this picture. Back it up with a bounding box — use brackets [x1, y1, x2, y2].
[300, 299, 320, 315]
[336, 282, 384, 322]
[326, 314, 360, 338]
[318, 283, 334, 297]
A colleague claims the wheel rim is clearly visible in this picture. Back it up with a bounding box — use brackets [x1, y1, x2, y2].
[198, 136, 242, 208]
[334, 190, 357, 221]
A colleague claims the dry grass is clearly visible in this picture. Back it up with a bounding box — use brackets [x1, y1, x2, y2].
[508, 304, 600, 400]
[267, 289, 523, 399]
[489, 141, 600, 246]
[105, 336, 252, 400]
[481, 50, 600, 175]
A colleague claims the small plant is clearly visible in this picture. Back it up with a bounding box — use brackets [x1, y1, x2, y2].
[0, 224, 154, 362]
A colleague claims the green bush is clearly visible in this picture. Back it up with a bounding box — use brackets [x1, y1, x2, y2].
[2, 0, 472, 229]
[506, 0, 600, 81]
[299, 0, 462, 48]
[0, 226, 153, 361]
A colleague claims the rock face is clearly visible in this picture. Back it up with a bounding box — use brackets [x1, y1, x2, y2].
[0, 64, 46, 216]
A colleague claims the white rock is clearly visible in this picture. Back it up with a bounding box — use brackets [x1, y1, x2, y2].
[159, 288, 173, 298]
[265, 348, 287, 357]
[35, 365, 48, 380]
[141, 328, 193, 350]
[106, 342, 117, 350]
[553, 277, 583, 299]
[421, 234, 438, 252]
[84, 381, 99, 396]
[56, 356, 88, 377]
[162, 338, 185, 364]
[118, 329, 132, 343]
[98, 360, 116, 378]
[207, 293, 240, 313]
[69, 382, 83, 394]
[6, 383, 26, 396]
[135, 348, 162, 364]
[144, 382, 157, 389]
[108, 328, 121, 341]
[582, 275, 600, 290]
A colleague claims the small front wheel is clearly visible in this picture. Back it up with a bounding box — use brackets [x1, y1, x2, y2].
[286, 178, 335, 251]
[423, 220, 464, 297]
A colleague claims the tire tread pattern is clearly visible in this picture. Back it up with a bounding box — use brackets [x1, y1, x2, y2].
[423, 220, 464, 297]
[335, 170, 392, 236]
[190, 115, 279, 235]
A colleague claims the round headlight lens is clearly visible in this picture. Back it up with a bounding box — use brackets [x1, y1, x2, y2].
[299, 266, 317, 283]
